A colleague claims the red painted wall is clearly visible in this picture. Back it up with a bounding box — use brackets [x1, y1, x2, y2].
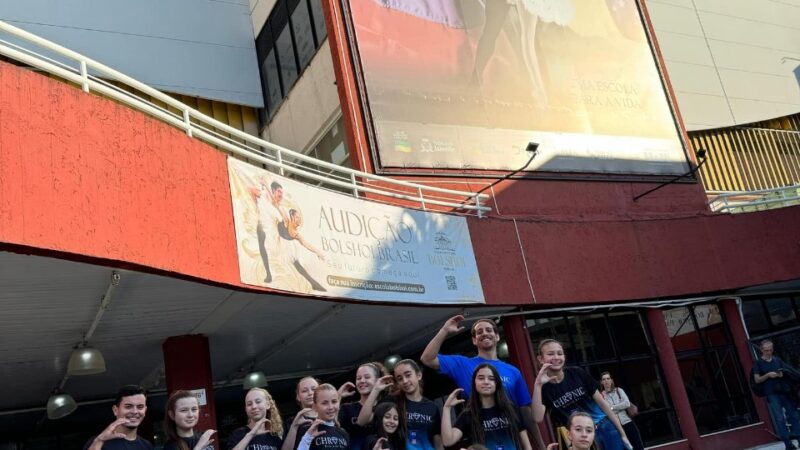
[1, 61, 800, 309]
[0, 62, 240, 287]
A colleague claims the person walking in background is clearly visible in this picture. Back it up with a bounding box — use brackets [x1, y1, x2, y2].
[600, 372, 643, 450]
[753, 339, 800, 450]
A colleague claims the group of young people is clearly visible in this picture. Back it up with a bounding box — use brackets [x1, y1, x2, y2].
[84, 315, 646, 450]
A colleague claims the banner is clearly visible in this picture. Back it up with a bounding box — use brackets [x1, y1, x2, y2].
[347, 0, 689, 175]
[227, 158, 485, 304]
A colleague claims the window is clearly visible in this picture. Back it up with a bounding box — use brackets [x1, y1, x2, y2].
[742, 296, 800, 369]
[291, 0, 316, 69]
[308, 0, 327, 42]
[286, 118, 353, 192]
[528, 311, 682, 447]
[255, 0, 329, 123]
[663, 304, 757, 435]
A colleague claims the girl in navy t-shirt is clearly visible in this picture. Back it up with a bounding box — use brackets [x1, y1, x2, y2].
[338, 362, 388, 450]
[442, 363, 531, 450]
[363, 402, 404, 450]
[163, 390, 215, 450]
[227, 388, 284, 450]
[357, 359, 443, 450]
[295, 384, 350, 450]
[532, 339, 631, 450]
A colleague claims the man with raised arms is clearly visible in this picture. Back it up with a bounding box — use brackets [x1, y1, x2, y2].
[84, 385, 153, 450]
[421, 315, 545, 449]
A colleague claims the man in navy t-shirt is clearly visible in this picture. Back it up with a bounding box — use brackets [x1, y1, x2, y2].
[754, 339, 800, 450]
[83, 385, 153, 450]
[421, 315, 543, 449]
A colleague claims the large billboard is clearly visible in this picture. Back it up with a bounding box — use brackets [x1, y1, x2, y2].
[227, 158, 485, 304]
[346, 0, 689, 175]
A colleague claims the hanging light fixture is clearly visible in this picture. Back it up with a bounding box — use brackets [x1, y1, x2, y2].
[67, 344, 106, 376]
[46, 391, 77, 419]
[384, 354, 402, 371]
[497, 340, 510, 359]
[243, 371, 268, 389]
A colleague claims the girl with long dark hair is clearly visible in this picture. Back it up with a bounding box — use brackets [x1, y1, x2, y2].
[364, 402, 404, 450]
[442, 364, 531, 450]
[357, 359, 443, 450]
[163, 390, 216, 450]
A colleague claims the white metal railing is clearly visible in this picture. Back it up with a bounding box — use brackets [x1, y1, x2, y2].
[708, 184, 800, 213]
[0, 21, 490, 217]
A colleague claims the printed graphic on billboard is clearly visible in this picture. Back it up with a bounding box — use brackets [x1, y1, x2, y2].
[346, 0, 688, 175]
[227, 158, 485, 304]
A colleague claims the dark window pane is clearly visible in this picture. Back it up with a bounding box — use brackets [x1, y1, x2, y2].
[638, 410, 682, 447]
[290, 0, 316, 68]
[309, 0, 327, 44]
[742, 300, 770, 335]
[674, 311, 757, 435]
[263, 49, 283, 116]
[275, 25, 299, 93]
[609, 312, 651, 356]
[527, 316, 570, 357]
[765, 297, 797, 328]
[568, 314, 615, 363]
[615, 359, 680, 446]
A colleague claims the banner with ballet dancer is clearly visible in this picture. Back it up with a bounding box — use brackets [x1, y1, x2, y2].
[344, 0, 689, 175]
[227, 158, 485, 303]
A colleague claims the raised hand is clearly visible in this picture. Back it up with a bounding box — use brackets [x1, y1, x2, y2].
[292, 408, 315, 428]
[374, 375, 394, 393]
[441, 315, 465, 335]
[251, 417, 270, 435]
[95, 418, 128, 442]
[194, 429, 216, 450]
[535, 363, 558, 386]
[372, 437, 388, 450]
[305, 419, 327, 438]
[444, 388, 465, 408]
[338, 382, 357, 399]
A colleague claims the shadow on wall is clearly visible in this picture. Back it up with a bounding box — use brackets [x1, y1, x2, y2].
[793, 63, 800, 89]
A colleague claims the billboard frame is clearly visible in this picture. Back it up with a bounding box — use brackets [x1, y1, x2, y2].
[328, 0, 699, 183]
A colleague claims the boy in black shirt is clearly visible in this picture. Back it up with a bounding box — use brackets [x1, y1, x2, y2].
[84, 385, 153, 450]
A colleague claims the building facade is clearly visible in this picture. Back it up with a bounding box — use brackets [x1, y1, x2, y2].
[0, 0, 799, 448]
